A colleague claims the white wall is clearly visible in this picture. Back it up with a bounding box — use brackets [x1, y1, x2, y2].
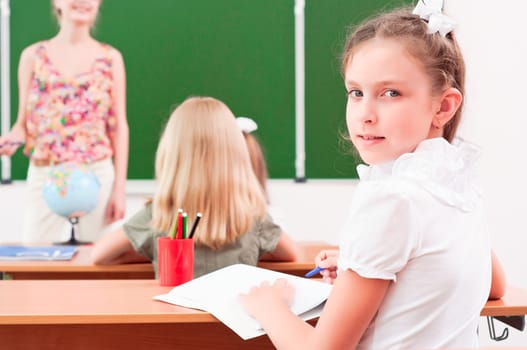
[448, 1, 526, 346]
[449, 0, 527, 285]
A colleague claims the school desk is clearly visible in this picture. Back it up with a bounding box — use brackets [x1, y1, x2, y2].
[0, 244, 154, 280]
[0, 279, 273, 350]
[0, 280, 525, 350]
[481, 286, 527, 342]
[0, 241, 338, 280]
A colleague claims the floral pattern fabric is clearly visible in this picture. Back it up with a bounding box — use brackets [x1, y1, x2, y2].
[24, 42, 116, 164]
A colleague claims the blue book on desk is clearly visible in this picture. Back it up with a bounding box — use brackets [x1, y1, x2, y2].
[0, 245, 78, 260]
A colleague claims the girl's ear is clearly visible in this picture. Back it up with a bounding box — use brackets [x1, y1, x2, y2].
[433, 87, 463, 129]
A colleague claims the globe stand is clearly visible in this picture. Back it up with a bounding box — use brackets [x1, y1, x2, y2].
[54, 217, 91, 246]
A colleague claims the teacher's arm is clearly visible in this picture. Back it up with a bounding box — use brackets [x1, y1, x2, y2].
[0, 45, 34, 154]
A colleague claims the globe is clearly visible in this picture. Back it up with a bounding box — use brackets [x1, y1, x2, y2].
[43, 163, 101, 219]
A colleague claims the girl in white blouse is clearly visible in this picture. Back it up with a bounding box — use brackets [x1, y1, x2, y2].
[240, 2, 506, 349]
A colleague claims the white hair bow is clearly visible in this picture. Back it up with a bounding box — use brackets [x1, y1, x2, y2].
[236, 116, 258, 133]
[413, 0, 455, 37]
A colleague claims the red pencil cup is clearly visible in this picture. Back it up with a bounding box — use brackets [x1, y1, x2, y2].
[157, 237, 194, 286]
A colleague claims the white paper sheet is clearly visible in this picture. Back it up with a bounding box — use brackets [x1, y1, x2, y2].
[153, 263, 332, 340]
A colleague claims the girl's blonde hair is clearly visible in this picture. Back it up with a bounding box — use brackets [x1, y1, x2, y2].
[152, 96, 267, 249]
[342, 7, 465, 142]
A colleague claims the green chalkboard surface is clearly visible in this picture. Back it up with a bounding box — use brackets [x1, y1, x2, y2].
[5, 0, 411, 180]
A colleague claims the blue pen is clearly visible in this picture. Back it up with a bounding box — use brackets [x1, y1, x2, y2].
[304, 266, 325, 278]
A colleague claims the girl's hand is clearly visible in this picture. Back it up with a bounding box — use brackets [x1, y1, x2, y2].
[0, 124, 26, 156]
[240, 279, 295, 319]
[315, 249, 339, 284]
[105, 188, 126, 224]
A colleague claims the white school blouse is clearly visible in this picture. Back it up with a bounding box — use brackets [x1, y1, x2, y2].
[338, 138, 492, 350]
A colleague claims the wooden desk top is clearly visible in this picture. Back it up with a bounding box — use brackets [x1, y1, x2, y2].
[258, 241, 336, 273]
[481, 286, 527, 317]
[0, 280, 524, 350]
[0, 279, 281, 349]
[0, 280, 525, 325]
[0, 241, 337, 279]
[0, 279, 210, 325]
[0, 245, 155, 279]
[0, 245, 153, 273]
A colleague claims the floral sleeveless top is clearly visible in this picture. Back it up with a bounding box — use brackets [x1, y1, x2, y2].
[24, 42, 116, 164]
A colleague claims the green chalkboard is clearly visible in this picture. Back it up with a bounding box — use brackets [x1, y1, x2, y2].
[5, 0, 411, 180]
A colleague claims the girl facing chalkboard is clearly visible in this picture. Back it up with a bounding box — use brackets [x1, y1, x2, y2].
[91, 96, 297, 278]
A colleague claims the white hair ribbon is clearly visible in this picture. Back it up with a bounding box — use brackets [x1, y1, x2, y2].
[412, 0, 455, 37]
[236, 116, 258, 133]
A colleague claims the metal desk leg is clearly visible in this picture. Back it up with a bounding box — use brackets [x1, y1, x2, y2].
[487, 315, 526, 341]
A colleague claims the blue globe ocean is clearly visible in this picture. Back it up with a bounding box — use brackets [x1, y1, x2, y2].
[43, 163, 101, 218]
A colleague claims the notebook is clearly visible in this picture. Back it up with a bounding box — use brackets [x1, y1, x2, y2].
[0, 245, 78, 260]
[153, 263, 332, 340]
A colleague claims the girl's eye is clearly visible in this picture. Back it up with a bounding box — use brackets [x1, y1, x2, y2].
[347, 89, 363, 98]
[383, 90, 400, 97]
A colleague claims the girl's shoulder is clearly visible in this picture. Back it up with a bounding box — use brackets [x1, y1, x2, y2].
[250, 212, 282, 239]
[357, 176, 417, 201]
